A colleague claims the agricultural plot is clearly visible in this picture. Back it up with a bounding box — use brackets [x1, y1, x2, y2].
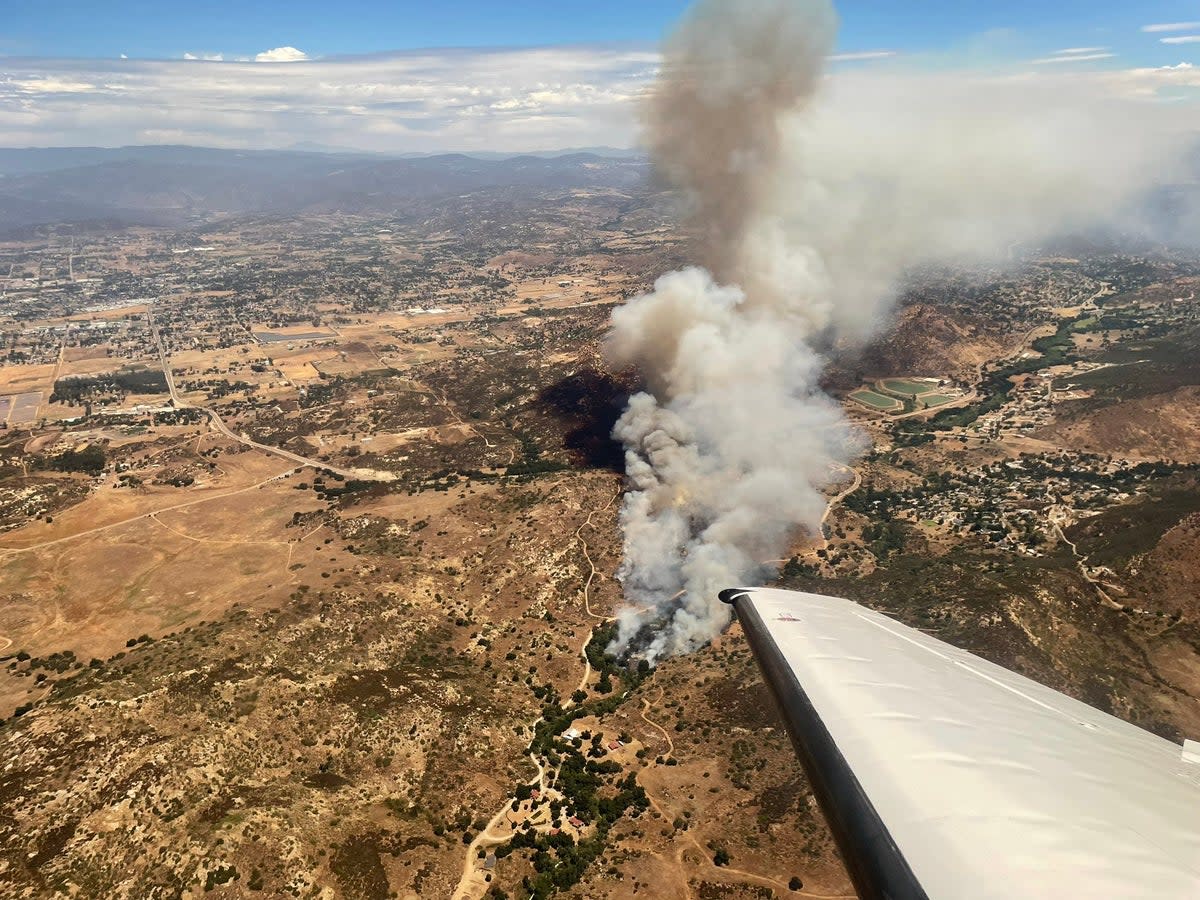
[850, 389, 902, 411]
[880, 378, 940, 397]
[9, 392, 41, 424]
[0, 363, 56, 397]
[919, 394, 956, 408]
[253, 330, 337, 344]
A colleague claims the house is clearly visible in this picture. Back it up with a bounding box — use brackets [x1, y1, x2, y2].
[568, 816, 584, 829]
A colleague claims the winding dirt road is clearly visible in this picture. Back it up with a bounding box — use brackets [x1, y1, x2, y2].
[1053, 519, 1124, 611]
[451, 479, 854, 898]
[637, 764, 854, 900]
[639, 689, 674, 759]
[568, 487, 623, 702]
[452, 486, 619, 899]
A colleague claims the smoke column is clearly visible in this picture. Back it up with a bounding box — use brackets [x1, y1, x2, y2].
[608, 0, 1191, 661]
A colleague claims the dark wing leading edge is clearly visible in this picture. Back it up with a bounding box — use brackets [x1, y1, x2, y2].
[720, 587, 1200, 900]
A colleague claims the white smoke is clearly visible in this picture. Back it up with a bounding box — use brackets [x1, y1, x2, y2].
[608, 0, 1196, 660]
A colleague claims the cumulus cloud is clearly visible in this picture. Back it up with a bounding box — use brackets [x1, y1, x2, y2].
[0, 46, 657, 151]
[1103, 61, 1200, 98]
[255, 46, 309, 63]
[0, 37, 1197, 153]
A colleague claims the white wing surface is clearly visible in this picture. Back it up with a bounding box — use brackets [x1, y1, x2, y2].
[720, 587, 1200, 900]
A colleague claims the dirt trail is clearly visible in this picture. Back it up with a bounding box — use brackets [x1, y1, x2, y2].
[451, 793, 524, 900]
[1053, 520, 1124, 611]
[0, 468, 298, 554]
[569, 488, 622, 702]
[821, 465, 860, 528]
[639, 689, 674, 758]
[639, 772, 852, 900]
[452, 481, 848, 898]
[452, 486, 618, 899]
[431, 387, 494, 448]
[762, 463, 859, 562]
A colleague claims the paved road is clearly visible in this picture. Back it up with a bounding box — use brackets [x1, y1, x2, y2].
[149, 314, 391, 482]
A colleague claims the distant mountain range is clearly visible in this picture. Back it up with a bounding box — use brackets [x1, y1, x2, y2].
[0, 144, 645, 177]
[284, 141, 645, 161]
[0, 145, 650, 233]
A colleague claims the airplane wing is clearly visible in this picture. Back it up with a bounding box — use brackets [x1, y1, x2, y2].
[719, 586, 1200, 900]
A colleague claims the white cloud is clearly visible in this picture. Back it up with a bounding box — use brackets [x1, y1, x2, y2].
[183, 52, 225, 61]
[1160, 35, 1200, 45]
[828, 50, 896, 62]
[1105, 61, 1200, 93]
[0, 44, 1197, 154]
[1142, 22, 1200, 33]
[1032, 53, 1116, 64]
[1055, 47, 1107, 55]
[12, 77, 97, 93]
[255, 47, 309, 63]
[0, 47, 657, 152]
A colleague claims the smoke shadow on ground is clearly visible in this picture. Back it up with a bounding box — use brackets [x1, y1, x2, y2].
[536, 368, 638, 472]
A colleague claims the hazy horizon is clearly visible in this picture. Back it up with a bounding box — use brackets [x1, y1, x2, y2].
[6, 1, 1200, 153]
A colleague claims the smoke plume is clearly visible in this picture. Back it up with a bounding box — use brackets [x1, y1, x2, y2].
[608, 0, 1193, 661]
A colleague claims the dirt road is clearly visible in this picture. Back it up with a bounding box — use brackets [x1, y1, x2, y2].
[452, 487, 619, 898]
[0, 468, 299, 555]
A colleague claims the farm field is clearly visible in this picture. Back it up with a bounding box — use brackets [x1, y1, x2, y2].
[0, 449, 326, 684]
[916, 393, 955, 408]
[8, 392, 41, 424]
[252, 329, 337, 343]
[918, 393, 956, 408]
[0, 363, 55, 396]
[850, 388, 901, 411]
[880, 377, 940, 396]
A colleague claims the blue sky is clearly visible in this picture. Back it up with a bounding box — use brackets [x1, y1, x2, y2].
[4, 0, 1200, 63]
[3, 1, 1200, 151]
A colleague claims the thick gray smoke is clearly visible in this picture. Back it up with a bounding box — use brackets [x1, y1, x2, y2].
[608, 0, 1194, 661]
